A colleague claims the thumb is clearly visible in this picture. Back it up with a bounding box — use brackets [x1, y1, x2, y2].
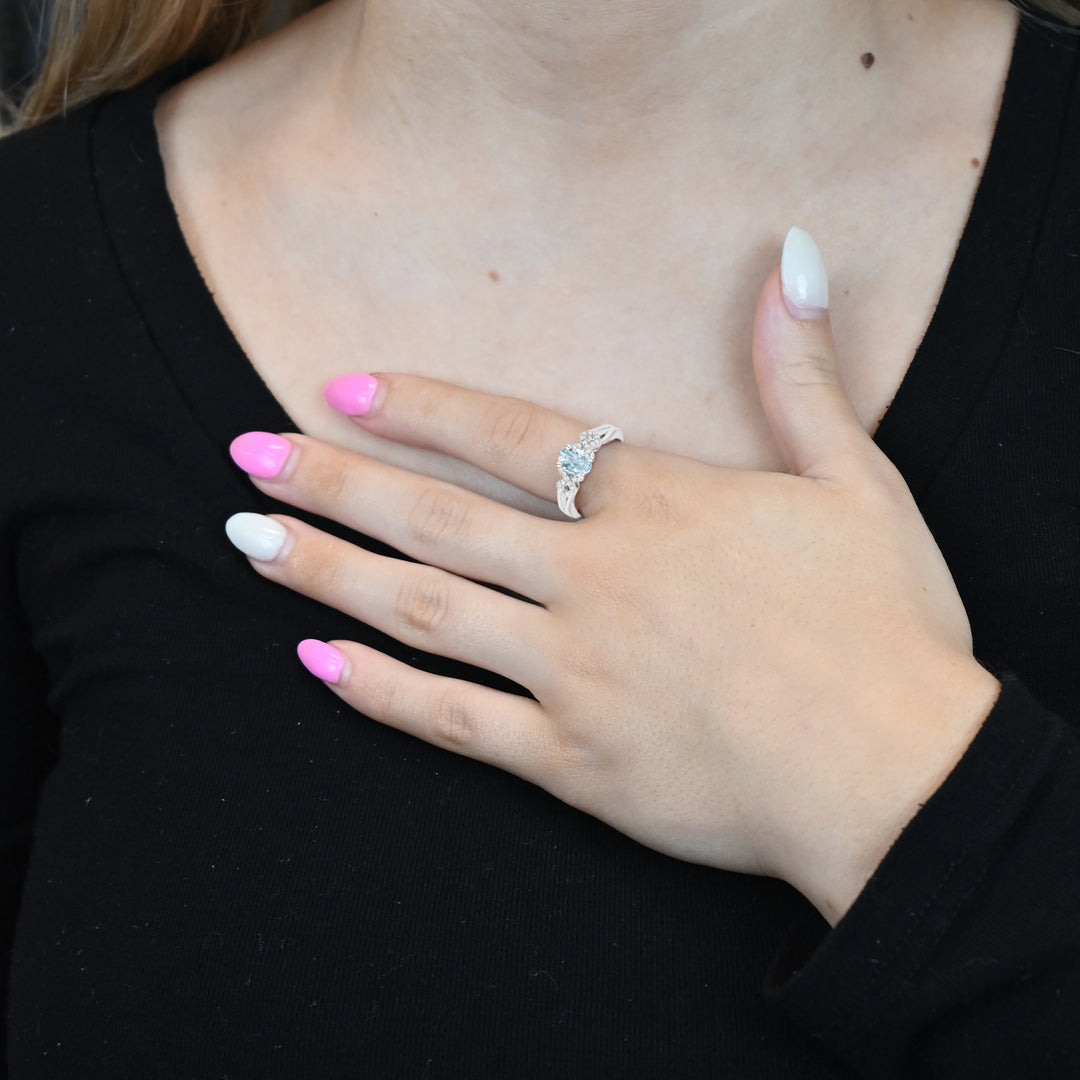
[752, 227, 870, 480]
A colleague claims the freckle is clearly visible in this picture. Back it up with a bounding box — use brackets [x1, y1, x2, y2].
[970, 157, 980, 168]
[844, 289, 850, 297]
[488, 270, 501, 283]
[861, 52, 875, 69]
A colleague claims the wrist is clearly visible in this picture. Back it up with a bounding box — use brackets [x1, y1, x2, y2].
[780, 655, 1001, 926]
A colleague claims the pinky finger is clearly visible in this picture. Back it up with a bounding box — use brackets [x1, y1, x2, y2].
[297, 638, 554, 780]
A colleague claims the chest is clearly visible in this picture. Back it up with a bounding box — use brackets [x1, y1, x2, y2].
[163, 194, 973, 515]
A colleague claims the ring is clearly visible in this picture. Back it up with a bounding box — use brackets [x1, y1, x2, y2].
[556, 424, 624, 519]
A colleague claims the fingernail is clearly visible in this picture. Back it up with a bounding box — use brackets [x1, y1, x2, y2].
[324, 373, 379, 417]
[781, 226, 830, 318]
[225, 512, 287, 561]
[297, 639, 346, 684]
[230, 431, 292, 479]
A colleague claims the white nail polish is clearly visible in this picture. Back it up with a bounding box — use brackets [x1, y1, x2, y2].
[781, 226, 830, 315]
[225, 512, 287, 561]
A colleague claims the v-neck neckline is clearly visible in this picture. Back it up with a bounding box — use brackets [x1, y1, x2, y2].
[89, 20, 1077, 500]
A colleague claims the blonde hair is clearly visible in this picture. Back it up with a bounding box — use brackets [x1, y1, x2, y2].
[7, 0, 1080, 132]
[10, 0, 326, 131]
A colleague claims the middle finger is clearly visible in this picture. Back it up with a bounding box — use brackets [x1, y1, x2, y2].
[231, 431, 564, 602]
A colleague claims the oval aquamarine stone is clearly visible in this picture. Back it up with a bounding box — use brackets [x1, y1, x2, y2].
[558, 446, 591, 476]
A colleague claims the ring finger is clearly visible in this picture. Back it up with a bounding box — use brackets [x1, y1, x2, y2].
[327, 372, 629, 518]
[233, 431, 564, 600]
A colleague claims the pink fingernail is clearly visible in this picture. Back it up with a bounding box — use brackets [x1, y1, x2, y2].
[324, 373, 379, 417]
[230, 432, 292, 479]
[297, 639, 346, 684]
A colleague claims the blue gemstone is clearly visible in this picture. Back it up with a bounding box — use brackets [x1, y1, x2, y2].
[558, 446, 591, 476]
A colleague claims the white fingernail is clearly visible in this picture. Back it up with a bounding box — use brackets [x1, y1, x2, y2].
[225, 512, 287, 561]
[781, 226, 830, 316]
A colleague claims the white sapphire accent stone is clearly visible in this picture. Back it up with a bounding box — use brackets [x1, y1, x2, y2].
[555, 424, 624, 519]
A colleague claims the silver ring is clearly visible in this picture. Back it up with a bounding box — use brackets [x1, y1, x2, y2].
[556, 424, 624, 519]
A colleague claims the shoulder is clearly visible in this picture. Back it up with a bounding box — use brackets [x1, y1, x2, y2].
[0, 89, 154, 429]
[0, 100, 102, 234]
[0, 99, 112, 325]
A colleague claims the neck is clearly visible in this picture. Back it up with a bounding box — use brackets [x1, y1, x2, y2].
[360, 2, 871, 117]
[278, 0, 1007, 231]
[326, 0, 936, 166]
[170, 0, 1017, 275]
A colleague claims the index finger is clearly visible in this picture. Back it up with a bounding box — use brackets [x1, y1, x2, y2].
[323, 372, 628, 516]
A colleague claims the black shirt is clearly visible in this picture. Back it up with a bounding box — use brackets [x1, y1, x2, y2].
[1, 16, 1078, 1078]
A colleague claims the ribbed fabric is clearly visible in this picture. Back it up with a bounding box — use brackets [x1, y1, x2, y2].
[1, 16, 1077, 1079]
[771, 678, 1080, 1075]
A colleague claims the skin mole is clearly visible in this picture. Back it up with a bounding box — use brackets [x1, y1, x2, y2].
[861, 52, 876, 68]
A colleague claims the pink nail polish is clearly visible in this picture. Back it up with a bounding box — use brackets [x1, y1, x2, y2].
[297, 639, 346, 684]
[324, 373, 378, 417]
[230, 432, 292, 479]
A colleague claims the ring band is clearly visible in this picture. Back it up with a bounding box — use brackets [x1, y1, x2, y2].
[556, 424, 624, 519]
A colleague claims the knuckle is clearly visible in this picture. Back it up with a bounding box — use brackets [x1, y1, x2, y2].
[608, 451, 692, 526]
[778, 350, 841, 388]
[409, 387, 443, 438]
[407, 486, 471, 548]
[395, 571, 454, 636]
[627, 484, 676, 526]
[478, 399, 539, 463]
[557, 638, 611, 684]
[289, 540, 347, 600]
[364, 668, 408, 723]
[308, 455, 352, 506]
[429, 688, 478, 749]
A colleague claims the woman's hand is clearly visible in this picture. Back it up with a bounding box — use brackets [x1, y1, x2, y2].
[224, 230, 1000, 924]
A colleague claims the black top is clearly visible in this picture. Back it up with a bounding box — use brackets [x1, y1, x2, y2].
[1, 17, 1079, 1079]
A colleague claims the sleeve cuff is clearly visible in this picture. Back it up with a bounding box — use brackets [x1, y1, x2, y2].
[767, 675, 1077, 1077]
